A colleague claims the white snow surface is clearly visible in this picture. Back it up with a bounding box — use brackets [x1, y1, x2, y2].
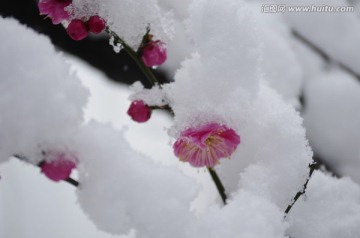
[162, 0, 313, 211]
[248, 2, 303, 107]
[0, 17, 88, 165]
[287, 171, 360, 238]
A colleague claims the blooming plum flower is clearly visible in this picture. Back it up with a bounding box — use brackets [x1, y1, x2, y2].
[40, 152, 77, 182]
[141, 40, 167, 67]
[66, 19, 88, 41]
[127, 100, 152, 123]
[38, 0, 72, 25]
[88, 15, 106, 34]
[173, 123, 240, 168]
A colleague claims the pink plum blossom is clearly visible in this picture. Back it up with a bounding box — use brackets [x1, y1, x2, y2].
[66, 19, 88, 41]
[38, 0, 72, 25]
[88, 15, 106, 34]
[40, 153, 77, 182]
[173, 123, 240, 168]
[141, 40, 167, 67]
[127, 100, 152, 123]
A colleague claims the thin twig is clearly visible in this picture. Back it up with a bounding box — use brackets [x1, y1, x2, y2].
[292, 30, 360, 82]
[207, 167, 227, 205]
[284, 162, 318, 217]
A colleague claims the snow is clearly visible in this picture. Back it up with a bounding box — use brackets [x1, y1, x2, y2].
[163, 0, 312, 211]
[193, 190, 288, 238]
[0, 17, 88, 165]
[74, 122, 197, 237]
[129, 82, 168, 107]
[69, 0, 175, 50]
[0, 158, 118, 238]
[248, 2, 303, 107]
[287, 171, 360, 238]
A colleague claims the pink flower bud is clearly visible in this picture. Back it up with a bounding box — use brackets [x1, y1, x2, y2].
[127, 100, 152, 123]
[66, 19, 89, 41]
[173, 123, 240, 168]
[141, 40, 167, 67]
[38, 0, 72, 25]
[88, 15, 106, 34]
[40, 153, 77, 182]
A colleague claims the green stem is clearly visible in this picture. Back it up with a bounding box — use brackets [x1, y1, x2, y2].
[106, 28, 158, 86]
[208, 167, 227, 205]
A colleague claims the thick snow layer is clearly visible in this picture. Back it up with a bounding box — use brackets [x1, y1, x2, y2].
[69, 0, 174, 50]
[163, 0, 313, 212]
[0, 159, 118, 238]
[74, 122, 197, 237]
[73, 121, 289, 238]
[193, 190, 288, 238]
[287, 171, 360, 238]
[303, 69, 360, 182]
[247, 2, 303, 107]
[0, 17, 88, 164]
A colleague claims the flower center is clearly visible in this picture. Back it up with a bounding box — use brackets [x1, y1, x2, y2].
[205, 136, 216, 146]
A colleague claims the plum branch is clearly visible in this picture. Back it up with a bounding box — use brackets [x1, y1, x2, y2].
[284, 162, 319, 217]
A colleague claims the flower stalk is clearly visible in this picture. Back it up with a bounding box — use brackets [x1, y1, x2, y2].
[208, 167, 227, 205]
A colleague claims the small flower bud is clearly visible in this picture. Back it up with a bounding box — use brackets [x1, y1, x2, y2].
[127, 100, 152, 123]
[88, 15, 106, 34]
[141, 40, 167, 67]
[66, 19, 89, 41]
[40, 152, 77, 182]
